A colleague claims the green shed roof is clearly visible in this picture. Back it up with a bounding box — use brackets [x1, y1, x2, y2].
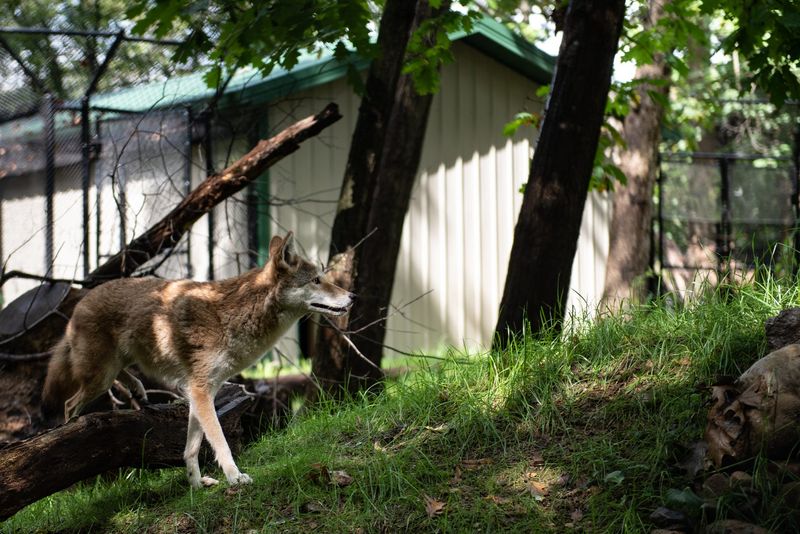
[92, 15, 554, 113]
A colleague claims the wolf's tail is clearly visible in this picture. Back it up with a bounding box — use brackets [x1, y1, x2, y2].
[42, 337, 76, 421]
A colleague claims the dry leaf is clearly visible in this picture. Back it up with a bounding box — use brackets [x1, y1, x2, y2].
[424, 424, 450, 433]
[530, 452, 545, 466]
[525, 480, 549, 500]
[423, 495, 446, 518]
[330, 470, 354, 487]
[554, 473, 571, 487]
[308, 463, 330, 484]
[451, 465, 462, 484]
[484, 495, 512, 505]
[302, 501, 327, 513]
[570, 509, 584, 522]
[462, 458, 493, 470]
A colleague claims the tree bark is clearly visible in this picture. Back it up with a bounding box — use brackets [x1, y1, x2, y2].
[87, 103, 342, 285]
[0, 384, 255, 521]
[602, 0, 670, 309]
[494, 0, 626, 347]
[310, 0, 444, 395]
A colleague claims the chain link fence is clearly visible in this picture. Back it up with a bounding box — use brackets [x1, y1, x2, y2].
[0, 27, 264, 305]
[657, 153, 799, 296]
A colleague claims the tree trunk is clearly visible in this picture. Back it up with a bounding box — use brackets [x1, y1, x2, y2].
[601, 0, 670, 309]
[310, 0, 444, 395]
[494, 0, 626, 347]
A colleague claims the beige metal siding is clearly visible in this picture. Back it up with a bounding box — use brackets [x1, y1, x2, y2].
[268, 42, 611, 356]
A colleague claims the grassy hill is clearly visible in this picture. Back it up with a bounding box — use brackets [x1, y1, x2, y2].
[4, 279, 800, 533]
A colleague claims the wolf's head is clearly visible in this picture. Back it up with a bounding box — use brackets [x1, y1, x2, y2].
[268, 232, 354, 316]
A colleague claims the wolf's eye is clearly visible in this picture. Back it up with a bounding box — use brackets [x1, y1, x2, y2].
[313, 276, 321, 285]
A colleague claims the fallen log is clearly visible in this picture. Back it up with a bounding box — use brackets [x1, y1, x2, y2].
[0, 383, 283, 521]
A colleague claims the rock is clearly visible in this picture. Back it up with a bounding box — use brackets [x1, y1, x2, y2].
[706, 344, 800, 466]
[778, 480, 800, 510]
[650, 507, 688, 528]
[728, 471, 752, 489]
[765, 308, 800, 352]
[702, 473, 730, 499]
[705, 519, 769, 534]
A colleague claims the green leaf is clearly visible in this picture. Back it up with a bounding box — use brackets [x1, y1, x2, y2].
[665, 487, 704, 514]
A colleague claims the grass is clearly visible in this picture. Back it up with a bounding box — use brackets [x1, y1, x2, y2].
[4, 276, 800, 533]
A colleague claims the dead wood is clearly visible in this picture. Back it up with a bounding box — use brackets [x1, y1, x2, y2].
[87, 102, 341, 284]
[0, 382, 290, 520]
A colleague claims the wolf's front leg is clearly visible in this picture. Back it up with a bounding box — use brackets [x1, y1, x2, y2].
[187, 384, 252, 486]
[184, 410, 222, 488]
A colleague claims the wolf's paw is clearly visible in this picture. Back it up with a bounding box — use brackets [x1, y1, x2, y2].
[190, 475, 220, 489]
[227, 472, 253, 486]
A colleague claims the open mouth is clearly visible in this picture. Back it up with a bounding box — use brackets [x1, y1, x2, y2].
[309, 303, 350, 314]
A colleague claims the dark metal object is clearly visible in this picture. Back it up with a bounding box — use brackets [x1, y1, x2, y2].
[184, 106, 194, 278]
[0, 26, 182, 46]
[247, 119, 261, 268]
[718, 157, 731, 268]
[793, 126, 800, 275]
[86, 31, 124, 96]
[0, 33, 46, 93]
[79, 31, 124, 277]
[203, 113, 215, 280]
[80, 97, 91, 277]
[655, 149, 798, 292]
[0, 282, 71, 340]
[42, 94, 56, 270]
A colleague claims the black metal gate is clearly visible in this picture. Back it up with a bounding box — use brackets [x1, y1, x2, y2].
[656, 151, 799, 293]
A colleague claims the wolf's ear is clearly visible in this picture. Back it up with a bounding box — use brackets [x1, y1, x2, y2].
[269, 232, 296, 267]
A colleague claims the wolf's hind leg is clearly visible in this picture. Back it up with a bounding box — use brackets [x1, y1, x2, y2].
[187, 383, 252, 486]
[119, 369, 149, 403]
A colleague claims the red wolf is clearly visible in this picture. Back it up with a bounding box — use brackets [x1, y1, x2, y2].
[43, 232, 353, 488]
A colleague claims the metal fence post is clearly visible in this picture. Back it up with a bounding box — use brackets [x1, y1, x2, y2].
[718, 157, 731, 278]
[42, 93, 56, 272]
[793, 126, 800, 274]
[203, 113, 215, 280]
[184, 106, 194, 278]
[80, 96, 91, 277]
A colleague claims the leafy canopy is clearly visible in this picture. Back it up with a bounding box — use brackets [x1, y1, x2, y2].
[125, 0, 479, 94]
[126, 0, 375, 88]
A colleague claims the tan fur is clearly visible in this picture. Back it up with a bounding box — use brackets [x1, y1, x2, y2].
[42, 233, 352, 488]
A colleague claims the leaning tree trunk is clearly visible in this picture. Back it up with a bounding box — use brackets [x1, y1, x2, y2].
[494, 0, 626, 347]
[310, 0, 445, 395]
[601, 0, 670, 309]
